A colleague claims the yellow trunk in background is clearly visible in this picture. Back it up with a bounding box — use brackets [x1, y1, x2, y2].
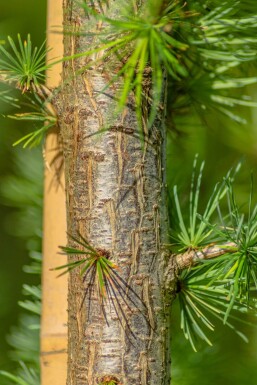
[40, 1, 67, 384]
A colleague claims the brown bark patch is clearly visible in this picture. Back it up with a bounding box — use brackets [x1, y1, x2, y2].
[98, 375, 122, 385]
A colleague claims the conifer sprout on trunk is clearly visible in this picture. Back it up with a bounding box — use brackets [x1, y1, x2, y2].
[57, 1, 174, 384]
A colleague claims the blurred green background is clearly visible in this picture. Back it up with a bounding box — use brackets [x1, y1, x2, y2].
[0, 1, 46, 384]
[0, 1, 256, 385]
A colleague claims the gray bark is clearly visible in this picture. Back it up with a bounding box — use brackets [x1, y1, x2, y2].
[57, 1, 176, 384]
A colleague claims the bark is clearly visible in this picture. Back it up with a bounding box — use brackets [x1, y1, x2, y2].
[57, 1, 176, 384]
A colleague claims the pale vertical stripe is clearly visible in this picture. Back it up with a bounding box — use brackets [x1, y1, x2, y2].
[40, 1, 67, 385]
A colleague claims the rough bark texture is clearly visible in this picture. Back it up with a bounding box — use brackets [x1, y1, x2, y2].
[57, 1, 176, 384]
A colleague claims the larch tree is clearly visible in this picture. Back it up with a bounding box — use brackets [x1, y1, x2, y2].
[53, 1, 257, 384]
[59, 1, 171, 384]
[0, 1, 257, 385]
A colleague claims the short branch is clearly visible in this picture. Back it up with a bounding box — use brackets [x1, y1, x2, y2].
[175, 242, 237, 270]
[164, 242, 237, 291]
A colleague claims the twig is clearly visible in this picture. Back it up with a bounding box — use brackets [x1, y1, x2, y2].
[175, 242, 237, 270]
[164, 242, 237, 291]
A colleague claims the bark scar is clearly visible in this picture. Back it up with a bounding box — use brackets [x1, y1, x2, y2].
[82, 75, 104, 128]
[87, 343, 97, 385]
[142, 276, 155, 330]
[87, 154, 94, 211]
[134, 162, 145, 220]
[139, 351, 149, 385]
[103, 199, 117, 253]
[116, 131, 124, 190]
[142, 276, 155, 350]
[131, 229, 140, 274]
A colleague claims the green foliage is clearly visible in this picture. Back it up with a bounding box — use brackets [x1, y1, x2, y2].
[0, 362, 39, 385]
[169, 0, 257, 128]
[63, 0, 195, 134]
[170, 155, 240, 250]
[194, 1, 257, 60]
[172, 162, 257, 351]
[176, 264, 252, 351]
[0, 2, 257, 384]
[173, 72, 257, 126]
[0, 148, 43, 238]
[55, 233, 145, 335]
[0, 34, 56, 148]
[7, 314, 40, 361]
[55, 233, 117, 298]
[10, 93, 57, 148]
[0, 89, 19, 108]
[0, 34, 49, 92]
[198, 177, 257, 321]
[0, 148, 42, 384]
[65, 0, 257, 137]
[1, 1, 256, 148]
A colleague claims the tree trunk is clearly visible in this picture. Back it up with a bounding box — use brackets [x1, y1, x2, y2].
[40, 1, 68, 384]
[58, 1, 175, 384]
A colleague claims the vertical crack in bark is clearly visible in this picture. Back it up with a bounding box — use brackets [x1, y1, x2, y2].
[116, 131, 126, 190]
[142, 276, 155, 348]
[87, 154, 94, 212]
[103, 199, 117, 253]
[87, 343, 97, 385]
[131, 229, 140, 274]
[82, 75, 104, 128]
[139, 351, 149, 385]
